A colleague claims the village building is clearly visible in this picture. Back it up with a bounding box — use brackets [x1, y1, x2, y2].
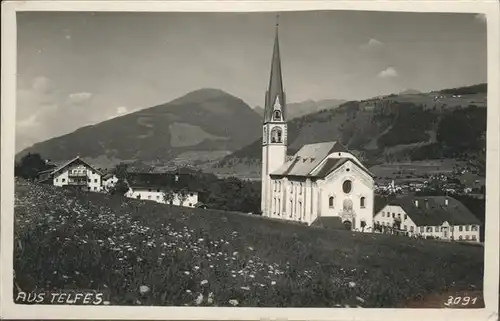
[260, 19, 375, 231]
[124, 172, 200, 208]
[37, 156, 104, 192]
[373, 196, 481, 242]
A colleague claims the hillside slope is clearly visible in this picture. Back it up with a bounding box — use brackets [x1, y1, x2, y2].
[14, 179, 484, 307]
[215, 84, 487, 173]
[16, 88, 262, 166]
[253, 98, 346, 120]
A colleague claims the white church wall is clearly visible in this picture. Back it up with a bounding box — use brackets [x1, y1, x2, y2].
[319, 160, 374, 231]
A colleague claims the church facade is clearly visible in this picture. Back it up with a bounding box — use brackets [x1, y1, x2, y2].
[260, 21, 375, 232]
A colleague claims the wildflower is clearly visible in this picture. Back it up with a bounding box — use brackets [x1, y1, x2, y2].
[348, 281, 356, 288]
[103, 301, 111, 305]
[271, 281, 276, 286]
[184, 271, 190, 276]
[240, 286, 250, 291]
[200, 280, 208, 286]
[232, 251, 238, 256]
[194, 266, 200, 271]
[186, 289, 192, 294]
[195, 293, 203, 305]
[356, 296, 365, 303]
[229, 299, 239, 306]
[207, 292, 214, 305]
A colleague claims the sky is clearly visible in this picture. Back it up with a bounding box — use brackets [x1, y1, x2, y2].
[16, 10, 487, 152]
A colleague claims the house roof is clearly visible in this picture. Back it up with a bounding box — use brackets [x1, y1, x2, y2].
[382, 196, 481, 226]
[270, 141, 347, 177]
[126, 172, 200, 192]
[270, 141, 373, 179]
[50, 156, 103, 176]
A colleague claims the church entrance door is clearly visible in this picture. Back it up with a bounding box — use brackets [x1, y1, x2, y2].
[343, 220, 352, 231]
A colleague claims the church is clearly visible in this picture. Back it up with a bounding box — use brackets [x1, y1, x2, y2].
[260, 19, 375, 232]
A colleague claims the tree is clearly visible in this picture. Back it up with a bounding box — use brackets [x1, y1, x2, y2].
[109, 163, 129, 196]
[14, 153, 51, 180]
[177, 187, 189, 206]
[163, 189, 175, 205]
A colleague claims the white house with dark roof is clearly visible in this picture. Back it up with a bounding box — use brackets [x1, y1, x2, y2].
[373, 196, 481, 242]
[260, 19, 375, 231]
[124, 172, 199, 208]
[37, 156, 104, 192]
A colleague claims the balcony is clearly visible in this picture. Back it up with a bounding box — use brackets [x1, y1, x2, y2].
[67, 178, 88, 186]
[68, 171, 88, 178]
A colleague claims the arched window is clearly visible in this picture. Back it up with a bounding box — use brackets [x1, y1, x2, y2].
[342, 180, 352, 194]
[328, 196, 334, 208]
[273, 110, 282, 121]
[271, 127, 282, 143]
[360, 197, 366, 208]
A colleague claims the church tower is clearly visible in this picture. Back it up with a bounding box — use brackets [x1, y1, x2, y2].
[261, 16, 287, 216]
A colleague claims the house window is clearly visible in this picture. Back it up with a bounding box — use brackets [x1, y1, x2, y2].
[420, 227, 424, 233]
[465, 235, 470, 240]
[190, 193, 194, 197]
[136, 195, 141, 199]
[459, 226, 463, 231]
[426, 227, 432, 232]
[360, 197, 366, 208]
[342, 180, 352, 194]
[329, 196, 334, 208]
[94, 179, 97, 183]
[92, 171, 95, 174]
[404, 214, 407, 220]
[410, 226, 414, 232]
[148, 189, 152, 192]
[435, 226, 439, 232]
[403, 225, 407, 230]
[465, 225, 470, 231]
[189, 203, 192, 207]
[392, 213, 395, 218]
[472, 235, 477, 241]
[299, 183, 303, 195]
[459, 236, 463, 240]
[156, 196, 160, 200]
[273, 110, 281, 120]
[157, 189, 160, 192]
[62, 178, 66, 182]
[93, 186, 97, 191]
[472, 225, 478, 231]
[55, 179, 58, 182]
[148, 195, 151, 200]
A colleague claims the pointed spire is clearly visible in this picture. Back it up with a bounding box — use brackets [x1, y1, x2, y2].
[264, 13, 285, 123]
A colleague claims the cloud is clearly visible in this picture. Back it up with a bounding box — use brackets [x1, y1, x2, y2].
[66, 92, 93, 105]
[32, 76, 52, 93]
[378, 67, 398, 78]
[474, 13, 486, 23]
[361, 38, 383, 50]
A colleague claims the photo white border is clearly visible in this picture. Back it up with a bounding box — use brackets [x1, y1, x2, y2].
[1, 0, 499, 320]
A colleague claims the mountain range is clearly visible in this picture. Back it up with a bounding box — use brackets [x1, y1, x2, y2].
[17, 84, 487, 174]
[213, 83, 487, 175]
[16, 88, 262, 167]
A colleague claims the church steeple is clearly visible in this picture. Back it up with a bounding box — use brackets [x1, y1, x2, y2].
[264, 14, 286, 123]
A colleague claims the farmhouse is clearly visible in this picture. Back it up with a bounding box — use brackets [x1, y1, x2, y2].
[37, 156, 104, 192]
[373, 196, 481, 242]
[124, 172, 199, 208]
[260, 19, 374, 231]
[101, 173, 119, 192]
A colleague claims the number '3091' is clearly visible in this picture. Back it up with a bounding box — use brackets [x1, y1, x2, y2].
[444, 296, 478, 307]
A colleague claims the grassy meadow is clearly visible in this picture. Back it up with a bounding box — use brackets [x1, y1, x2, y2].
[13, 179, 484, 308]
